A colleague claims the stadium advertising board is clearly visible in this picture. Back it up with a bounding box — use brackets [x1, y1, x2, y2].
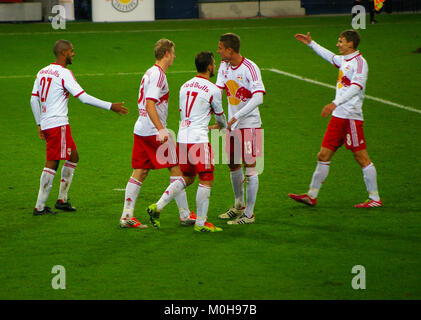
[92, 0, 154, 22]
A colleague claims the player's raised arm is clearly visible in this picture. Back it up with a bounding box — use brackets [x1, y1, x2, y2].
[296, 32, 342, 68]
[295, 32, 312, 45]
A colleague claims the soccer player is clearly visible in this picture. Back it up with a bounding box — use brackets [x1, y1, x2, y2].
[288, 30, 382, 208]
[119, 39, 194, 229]
[215, 33, 266, 225]
[147, 51, 227, 232]
[31, 39, 128, 216]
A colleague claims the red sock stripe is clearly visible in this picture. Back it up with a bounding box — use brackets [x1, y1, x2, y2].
[64, 162, 77, 169]
[43, 168, 56, 176]
[129, 178, 142, 187]
[198, 184, 212, 190]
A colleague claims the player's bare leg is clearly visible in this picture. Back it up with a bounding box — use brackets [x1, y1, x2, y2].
[353, 149, 382, 207]
[34, 159, 60, 215]
[228, 163, 256, 225]
[120, 168, 149, 229]
[289, 147, 335, 206]
[56, 149, 78, 212]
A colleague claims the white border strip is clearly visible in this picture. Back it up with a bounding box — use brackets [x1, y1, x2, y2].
[265, 68, 421, 115]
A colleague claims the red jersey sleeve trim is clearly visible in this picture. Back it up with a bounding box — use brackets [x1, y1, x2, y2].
[32, 92, 39, 97]
[214, 111, 224, 116]
[146, 97, 159, 102]
[252, 90, 266, 96]
[351, 82, 363, 90]
[74, 90, 85, 98]
[216, 85, 225, 89]
[332, 56, 340, 68]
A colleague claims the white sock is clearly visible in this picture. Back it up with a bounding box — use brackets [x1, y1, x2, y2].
[121, 177, 142, 219]
[362, 162, 380, 201]
[230, 168, 245, 209]
[171, 176, 190, 220]
[35, 168, 56, 211]
[195, 184, 211, 227]
[156, 177, 186, 211]
[244, 174, 258, 218]
[308, 161, 330, 198]
[58, 161, 77, 203]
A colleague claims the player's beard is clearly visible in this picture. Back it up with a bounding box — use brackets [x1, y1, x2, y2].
[66, 57, 72, 65]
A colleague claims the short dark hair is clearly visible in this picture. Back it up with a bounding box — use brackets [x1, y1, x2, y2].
[195, 51, 214, 73]
[53, 39, 72, 57]
[219, 33, 241, 53]
[340, 30, 360, 49]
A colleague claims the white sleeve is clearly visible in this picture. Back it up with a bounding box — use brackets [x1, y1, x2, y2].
[30, 95, 41, 125]
[247, 63, 265, 95]
[145, 69, 163, 102]
[233, 92, 263, 120]
[77, 92, 112, 110]
[210, 89, 224, 115]
[350, 58, 368, 89]
[215, 62, 226, 90]
[62, 69, 85, 97]
[308, 41, 342, 68]
[30, 78, 41, 125]
[332, 84, 361, 107]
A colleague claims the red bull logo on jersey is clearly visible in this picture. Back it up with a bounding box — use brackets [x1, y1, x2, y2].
[226, 80, 252, 105]
[112, 0, 139, 12]
[337, 70, 351, 89]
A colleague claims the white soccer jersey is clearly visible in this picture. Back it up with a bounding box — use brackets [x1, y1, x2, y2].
[31, 63, 85, 130]
[216, 57, 265, 129]
[134, 65, 169, 136]
[332, 51, 368, 121]
[177, 76, 224, 144]
[308, 41, 368, 121]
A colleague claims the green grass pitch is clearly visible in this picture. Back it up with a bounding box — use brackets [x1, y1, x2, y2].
[0, 14, 420, 300]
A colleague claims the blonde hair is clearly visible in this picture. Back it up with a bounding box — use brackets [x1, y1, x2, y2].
[154, 39, 174, 60]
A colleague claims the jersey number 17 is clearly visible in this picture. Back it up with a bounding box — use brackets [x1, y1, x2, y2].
[185, 91, 198, 118]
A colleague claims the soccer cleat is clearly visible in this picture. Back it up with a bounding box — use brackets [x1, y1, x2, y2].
[33, 206, 57, 216]
[194, 221, 223, 232]
[180, 211, 196, 226]
[227, 214, 255, 225]
[55, 199, 76, 211]
[354, 199, 383, 208]
[288, 193, 317, 207]
[147, 203, 161, 228]
[120, 217, 148, 229]
[218, 207, 244, 220]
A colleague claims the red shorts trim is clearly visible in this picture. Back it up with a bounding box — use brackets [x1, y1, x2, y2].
[322, 116, 366, 152]
[43, 125, 76, 161]
[132, 134, 178, 169]
[225, 128, 263, 165]
[177, 143, 214, 180]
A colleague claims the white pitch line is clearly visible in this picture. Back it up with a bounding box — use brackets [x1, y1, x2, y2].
[113, 188, 125, 192]
[1, 20, 420, 37]
[0, 70, 196, 79]
[265, 68, 421, 115]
